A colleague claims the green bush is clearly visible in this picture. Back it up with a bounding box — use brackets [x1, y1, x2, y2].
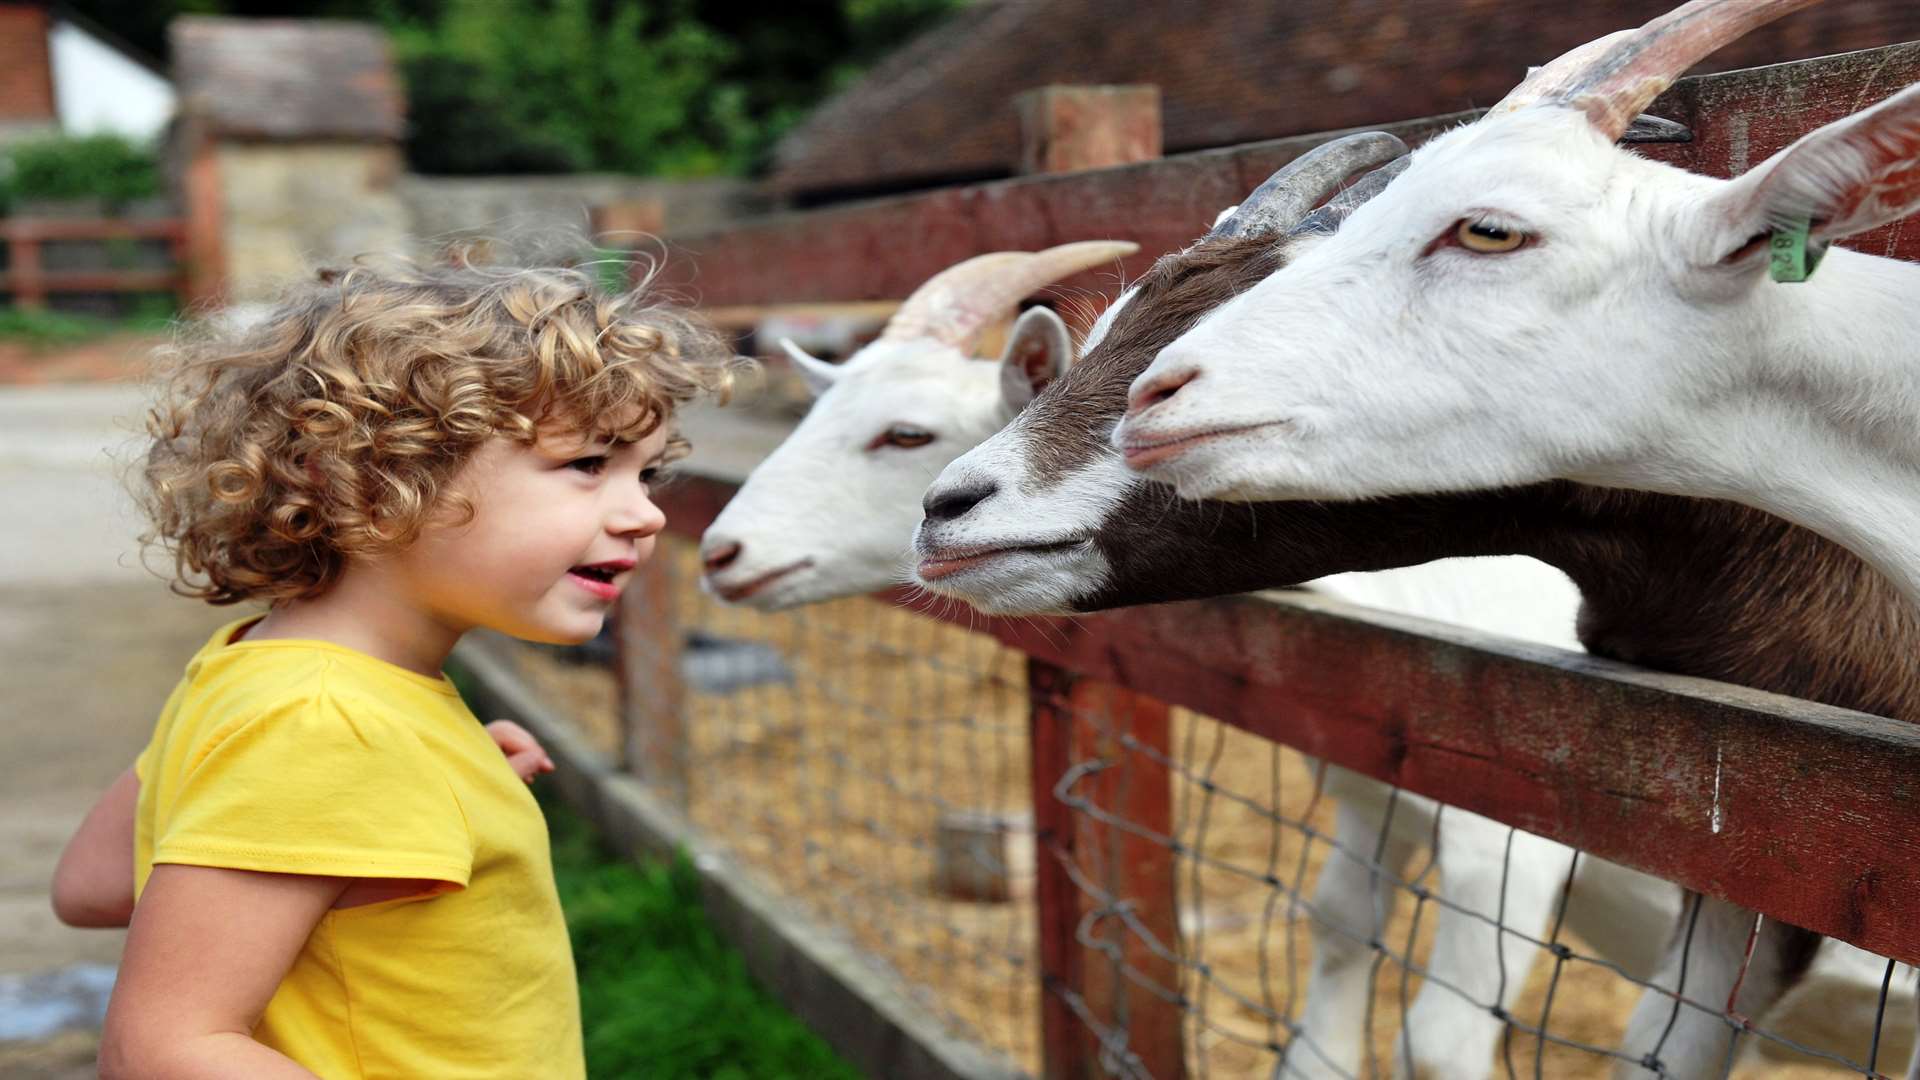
[2, 135, 160, 208]
[0, 298, 175, 349]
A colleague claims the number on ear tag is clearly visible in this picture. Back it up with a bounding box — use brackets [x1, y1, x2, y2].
[1769, 216, 1827, 283]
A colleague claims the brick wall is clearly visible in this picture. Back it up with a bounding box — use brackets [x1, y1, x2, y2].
[0, 4, 53, 124]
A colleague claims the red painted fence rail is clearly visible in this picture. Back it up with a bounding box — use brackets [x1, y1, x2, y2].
[642, 41, 1920, 1078]
[0, 216, 195, 310]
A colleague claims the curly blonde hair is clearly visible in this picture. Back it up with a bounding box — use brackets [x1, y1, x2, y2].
[137, 257, 739, 605]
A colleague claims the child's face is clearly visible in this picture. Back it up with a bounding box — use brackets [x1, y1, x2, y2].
[393, 415, 671, 646]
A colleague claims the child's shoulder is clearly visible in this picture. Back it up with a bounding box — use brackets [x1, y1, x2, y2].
[165, 618, 465, 759]
[186, 617, 463, 702]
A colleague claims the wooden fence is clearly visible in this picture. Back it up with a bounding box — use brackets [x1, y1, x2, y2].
[631, 41, 1920, 1078]
[0, 216, 197, 310]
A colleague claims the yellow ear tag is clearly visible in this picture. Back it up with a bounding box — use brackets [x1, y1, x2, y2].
[1769, 216, 1826, 283]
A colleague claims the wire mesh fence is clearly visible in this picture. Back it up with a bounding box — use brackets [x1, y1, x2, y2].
[502, 530, 1917, 1079]
[514, 535, 1042, 1066]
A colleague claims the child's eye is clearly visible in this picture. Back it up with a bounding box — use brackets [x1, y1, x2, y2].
[640, 466, 661, 486]
[567, 455, 609, 475]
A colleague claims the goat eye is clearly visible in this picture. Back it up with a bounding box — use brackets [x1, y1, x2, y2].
[868, 426, 935, 451]
[1455, 220, 1526, 254]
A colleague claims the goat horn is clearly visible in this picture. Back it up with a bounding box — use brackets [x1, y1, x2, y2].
[1211, 131, 1409, 240]
[878, 240, 1139, 352]
[1290, 155, 1414, 236]
[1494, 0, 1823, 139]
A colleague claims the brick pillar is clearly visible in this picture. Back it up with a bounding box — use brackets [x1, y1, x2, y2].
[1014, 84, 1162, 175]
[0, 4, 55, 126]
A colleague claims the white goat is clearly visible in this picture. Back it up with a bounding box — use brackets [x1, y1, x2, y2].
[1115, 0, 1920, 617]
[917, 131, 1915, 1078]
[699, 242, 1131, 607]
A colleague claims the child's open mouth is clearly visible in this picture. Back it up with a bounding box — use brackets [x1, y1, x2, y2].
[567, 560, 633, 601]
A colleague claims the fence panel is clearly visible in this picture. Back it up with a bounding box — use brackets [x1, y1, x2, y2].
[0, 217, 194, 310]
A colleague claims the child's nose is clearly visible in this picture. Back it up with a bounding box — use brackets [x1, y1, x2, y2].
[611, 489, 666, 539]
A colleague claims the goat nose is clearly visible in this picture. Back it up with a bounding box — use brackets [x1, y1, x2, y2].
[703, 540, 742, 572]
[923, 481, 997, 523]
[1126, 367, 1199, 418]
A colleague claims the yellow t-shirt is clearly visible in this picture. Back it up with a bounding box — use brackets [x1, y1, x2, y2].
[134, 616, 585, 1080]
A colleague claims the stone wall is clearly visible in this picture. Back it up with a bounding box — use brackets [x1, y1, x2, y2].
[213, 154, 765, 303]
[397, 174, 766, 262]
[215, 142, 411, 302]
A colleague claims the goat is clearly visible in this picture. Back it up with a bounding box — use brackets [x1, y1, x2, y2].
[699, 242, 1132, 608]
[915, 132, 1919, 1079]
[1113, 0, 1920, 617]
[698, 174, 1674, 1077]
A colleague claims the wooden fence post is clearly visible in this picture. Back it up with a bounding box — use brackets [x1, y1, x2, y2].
[11, 228, 45, 310]
[614, 554, 690, 809]
[1030, 658, 1184, 1079]
[179, 120, 227, 310]
[1013, 84, 1162, 176]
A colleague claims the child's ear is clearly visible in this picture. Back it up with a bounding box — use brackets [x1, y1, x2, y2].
[778, 339, 841, 398]
[997, 307, 1072, 411]
[1695, 83, 1920, 273]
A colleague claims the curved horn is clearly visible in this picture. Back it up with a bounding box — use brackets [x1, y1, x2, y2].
[1210, 131, 1409, 239]
[878, 240, 1140, 351]
[1289, 155, 1414, 236]
[1493, 0, 1823, 139]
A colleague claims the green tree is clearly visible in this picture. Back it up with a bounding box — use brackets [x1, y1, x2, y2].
[389, 0, 745, 175]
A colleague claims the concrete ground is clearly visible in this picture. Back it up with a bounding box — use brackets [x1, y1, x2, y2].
[0, 378, 238, 1076]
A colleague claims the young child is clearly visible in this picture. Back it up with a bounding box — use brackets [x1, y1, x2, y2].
[49, 257, 734, 1078]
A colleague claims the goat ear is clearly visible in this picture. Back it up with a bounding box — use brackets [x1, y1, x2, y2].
[1697, 84, 1920, 270]
[779, 338, 840, 397]
[997, 307, 1071, 411]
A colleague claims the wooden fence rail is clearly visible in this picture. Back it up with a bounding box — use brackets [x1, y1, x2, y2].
[639, 40, 1920, 1078]
[0, 216, 195, 310]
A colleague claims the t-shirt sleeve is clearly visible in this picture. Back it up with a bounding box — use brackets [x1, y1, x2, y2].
[151, 691, 473, 887]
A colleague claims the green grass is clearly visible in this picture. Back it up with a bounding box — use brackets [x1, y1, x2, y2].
[0, 300, 175, 349]
[540, 788, 863, 1079]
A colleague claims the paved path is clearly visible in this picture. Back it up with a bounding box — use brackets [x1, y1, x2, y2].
[0, 383, 234, 1076]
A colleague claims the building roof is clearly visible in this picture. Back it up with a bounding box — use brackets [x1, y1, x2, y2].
[772, 0, 1920, 201]
[171, 16, 402, 141]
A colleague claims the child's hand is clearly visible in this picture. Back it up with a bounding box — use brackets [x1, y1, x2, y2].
[485, 720, 556, 783]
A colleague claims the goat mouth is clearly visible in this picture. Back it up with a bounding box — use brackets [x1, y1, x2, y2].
[1119, 420, 1284, 470]
[917, 537, 1090, 582]
[709, 559, 813, 603]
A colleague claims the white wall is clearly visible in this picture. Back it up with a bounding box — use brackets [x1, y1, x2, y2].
[49, 21, 174, 142]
